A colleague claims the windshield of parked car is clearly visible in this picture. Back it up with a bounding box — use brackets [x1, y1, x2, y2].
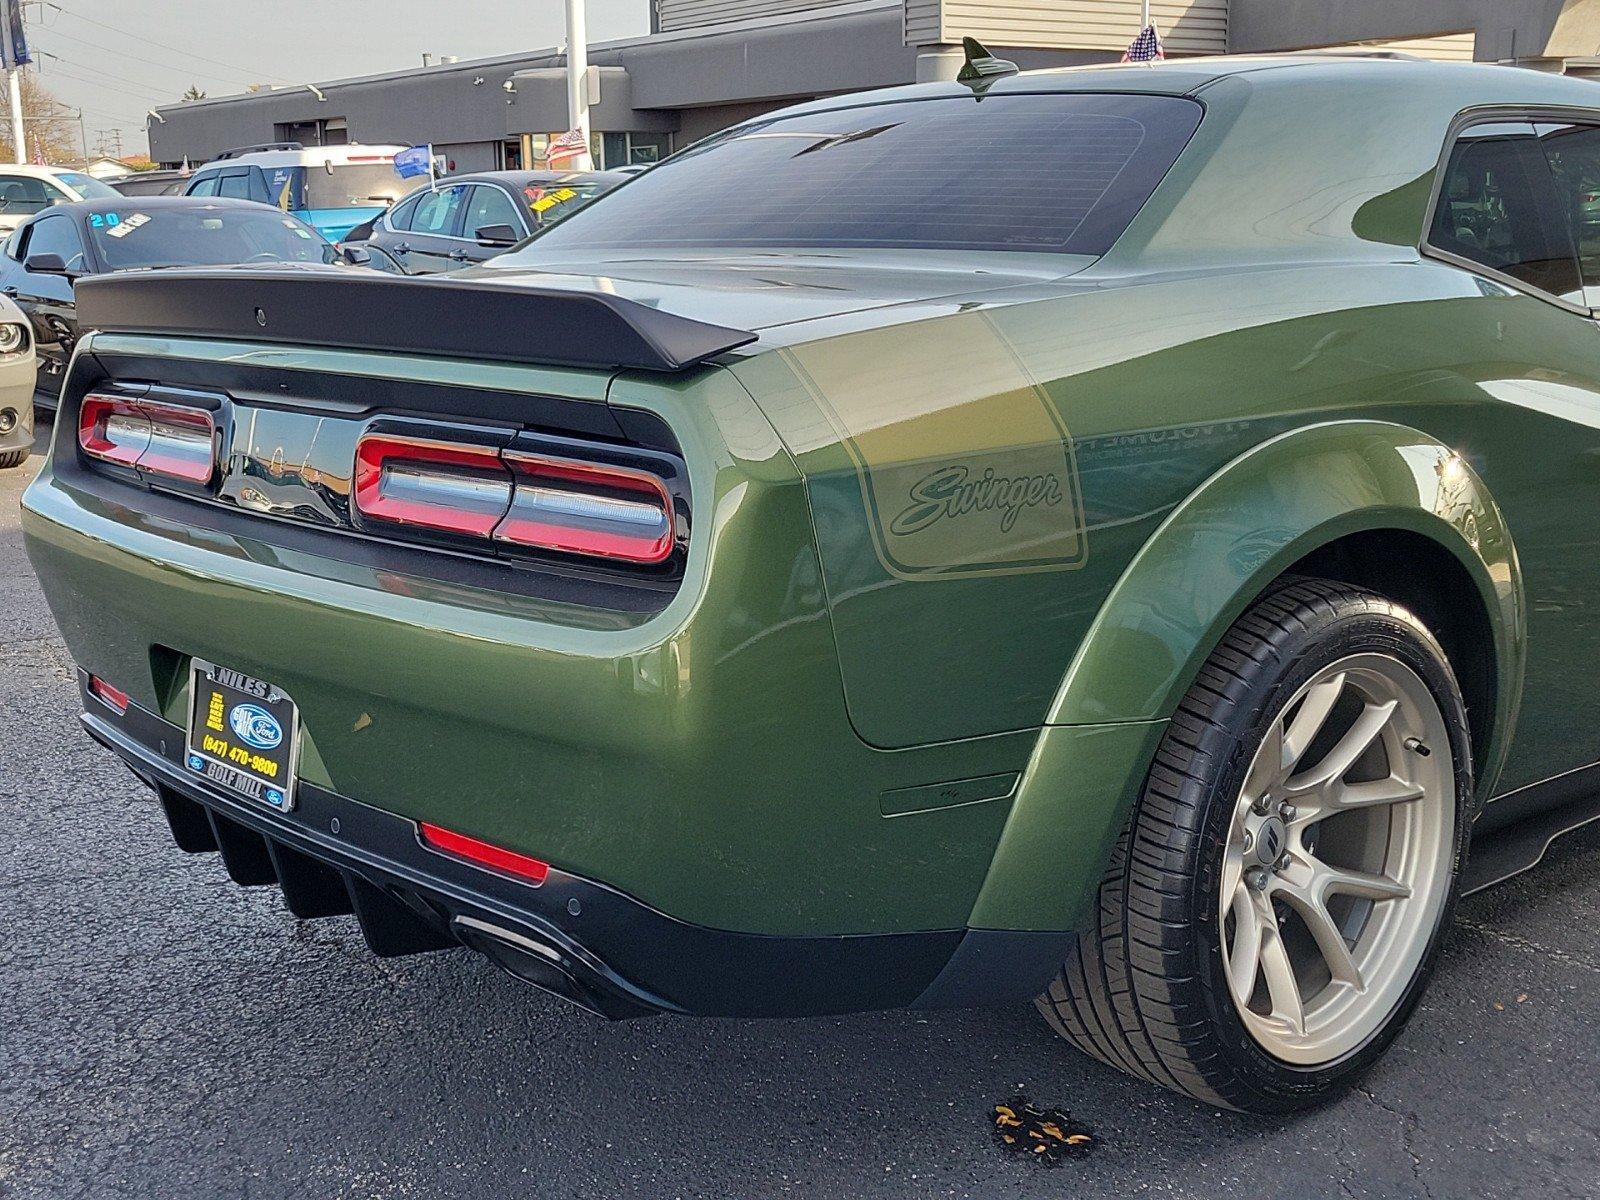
[514, 94, 1202, 257]
[52, 171, 123, 200]
[85, 206, 336, 270]
[306, 162, 409, 209]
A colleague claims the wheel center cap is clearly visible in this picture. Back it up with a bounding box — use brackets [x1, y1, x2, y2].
[1253, 816, 1287, 866]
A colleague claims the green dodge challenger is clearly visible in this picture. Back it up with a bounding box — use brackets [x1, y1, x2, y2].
[22, 53, 1600, 1112]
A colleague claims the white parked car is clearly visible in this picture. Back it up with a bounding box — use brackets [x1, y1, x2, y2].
[0, 292, 35, 469]
[0, 165, 124, 235]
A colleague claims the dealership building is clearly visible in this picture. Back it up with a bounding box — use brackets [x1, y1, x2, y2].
[146, 0, 1600, 171]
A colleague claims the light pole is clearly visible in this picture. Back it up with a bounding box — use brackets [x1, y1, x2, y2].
[0, 0, 25, 165]
[563, 0, 593, 170]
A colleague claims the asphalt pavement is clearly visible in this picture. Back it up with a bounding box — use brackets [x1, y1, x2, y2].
[3, 438, 1598, 1200]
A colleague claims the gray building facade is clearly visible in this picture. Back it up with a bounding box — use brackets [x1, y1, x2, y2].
[146, 0, 1600, 171]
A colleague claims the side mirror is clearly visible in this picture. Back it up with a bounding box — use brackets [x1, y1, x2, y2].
[341, 245, 371, 266]
[25, 252, 72, 276]
[474, 223, 519, 248]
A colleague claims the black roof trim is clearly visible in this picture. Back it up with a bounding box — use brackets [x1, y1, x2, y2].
[75, 266, 759, 373]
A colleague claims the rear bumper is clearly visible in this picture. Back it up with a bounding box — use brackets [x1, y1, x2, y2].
[81, 674, 1056, 1019]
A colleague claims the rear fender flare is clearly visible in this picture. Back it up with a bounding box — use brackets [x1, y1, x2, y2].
[968, 419, 1522, 933]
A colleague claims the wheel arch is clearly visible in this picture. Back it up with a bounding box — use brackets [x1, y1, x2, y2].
[968, 420, 1522, 934]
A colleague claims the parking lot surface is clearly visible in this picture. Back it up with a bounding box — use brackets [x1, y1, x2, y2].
[3, 444, 1598, 1200]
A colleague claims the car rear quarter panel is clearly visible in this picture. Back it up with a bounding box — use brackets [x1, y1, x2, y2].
[738, 248, 1600, 789]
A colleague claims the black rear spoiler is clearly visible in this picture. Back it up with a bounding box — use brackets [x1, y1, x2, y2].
[75, 266, 758, 373]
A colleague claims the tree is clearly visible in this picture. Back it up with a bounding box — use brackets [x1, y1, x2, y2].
[0, 71, 80, 164]
[182, 84, 206, 101]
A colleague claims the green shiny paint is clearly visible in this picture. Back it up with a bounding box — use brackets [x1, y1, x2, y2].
[25, 58, 1600, 943]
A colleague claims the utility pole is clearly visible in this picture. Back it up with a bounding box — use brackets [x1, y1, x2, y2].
[0, 0, 26, 165]
[563, 0, 593, 170]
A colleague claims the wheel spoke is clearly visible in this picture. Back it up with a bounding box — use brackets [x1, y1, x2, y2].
[1226, 884, 1264, 1001]
[1258, 919, 1304, 1035]
[1281, 888, 1363, 989]
[1331, 774, 1426, 812]
[1286, 698, 1398, 797]
[1281, 674, 1345, 771]
[1321, 864, 1412, 903]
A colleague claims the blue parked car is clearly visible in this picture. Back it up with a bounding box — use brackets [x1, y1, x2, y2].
[182, 142, 410, 242]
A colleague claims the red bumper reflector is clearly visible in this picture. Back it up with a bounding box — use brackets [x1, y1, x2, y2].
[418, 822, 550, 885]
[88, 674, 129, 714]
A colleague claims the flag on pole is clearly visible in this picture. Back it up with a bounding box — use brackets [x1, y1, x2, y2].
[1122, 23, 1165, 64]
[546, 127, 590, 167]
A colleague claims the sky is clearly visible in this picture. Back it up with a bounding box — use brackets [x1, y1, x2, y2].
[19, 0, 650, 159]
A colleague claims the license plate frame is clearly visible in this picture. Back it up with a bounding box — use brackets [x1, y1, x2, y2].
[184, 658, 300, 812]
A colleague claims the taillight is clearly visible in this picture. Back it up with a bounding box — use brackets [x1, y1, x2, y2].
[353, 434, 512, 537]
[79, 393, 216, 484]
[419, 822, 550, 885]
[354, 431, 678, 565]
[496, 452, 674, 564]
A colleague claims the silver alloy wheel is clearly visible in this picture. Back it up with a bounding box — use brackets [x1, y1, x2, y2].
[1219, 653, 1455, 1066]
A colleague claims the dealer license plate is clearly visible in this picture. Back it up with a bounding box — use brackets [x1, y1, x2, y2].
[185, 659, 300, 811]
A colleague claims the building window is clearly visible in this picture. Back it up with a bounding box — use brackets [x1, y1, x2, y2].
[274, 118, 349, 147]
[600, 131, 671, 168]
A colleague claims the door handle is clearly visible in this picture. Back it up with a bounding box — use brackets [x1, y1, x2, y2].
[392, 242, 411, 254]
[1, 285, 16, 296]
[448, 249, 472, 261]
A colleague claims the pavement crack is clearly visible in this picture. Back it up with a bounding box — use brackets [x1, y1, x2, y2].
[1354, 1085, 1435, 1200]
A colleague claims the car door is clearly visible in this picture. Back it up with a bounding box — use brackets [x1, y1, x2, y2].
[8, 212, 86, 401]
[395, 184, 469, 274]
[458, 183, 527, 264]
[366, 191, 421, 273]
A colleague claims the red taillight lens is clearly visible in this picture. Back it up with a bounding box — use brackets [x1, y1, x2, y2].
[353, 434, 513, 537]
[79, 393, 216, 484]
[495, 452, 675, 565]
[79, 394, 149, 468]
[419, 822, 550, 885]
[353, 432, 677, 564]
[88, 674, 129, 714]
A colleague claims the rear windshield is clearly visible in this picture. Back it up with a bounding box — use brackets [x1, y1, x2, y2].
[306, 162, 408, 209]
[517, 93, 1202, 256]
[86, 206, 335, 270]
[521, 179, 616, 228]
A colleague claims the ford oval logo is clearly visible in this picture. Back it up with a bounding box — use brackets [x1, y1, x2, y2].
[230, 703, 283, 751]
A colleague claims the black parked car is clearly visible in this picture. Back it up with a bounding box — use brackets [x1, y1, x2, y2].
[359, 170, 628, 273]
[0, 197, 338, 408]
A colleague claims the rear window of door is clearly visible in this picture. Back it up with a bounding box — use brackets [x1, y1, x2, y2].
[1533, 120, 1600, 307]
[410, 185, 468, 237]
[1427, 121, 1583, 305]
[520, 93, 1203, 256]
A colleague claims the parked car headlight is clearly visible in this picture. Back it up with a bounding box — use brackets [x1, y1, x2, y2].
[0, 322, 27, 354]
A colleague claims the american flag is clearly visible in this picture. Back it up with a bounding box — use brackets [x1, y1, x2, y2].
[1122, 23, 1165, 63]
[546, 127, 591, 166]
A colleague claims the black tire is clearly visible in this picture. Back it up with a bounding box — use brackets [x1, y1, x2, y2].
[1039, 578, 1473, 1112]
[0, 449, 27, 470]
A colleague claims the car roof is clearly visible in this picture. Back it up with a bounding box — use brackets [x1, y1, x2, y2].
[426, 169, 630, 189]
[195, 144, 407, 171]
[772, 53, 1600, 117]
[48, 196, 284, 214]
